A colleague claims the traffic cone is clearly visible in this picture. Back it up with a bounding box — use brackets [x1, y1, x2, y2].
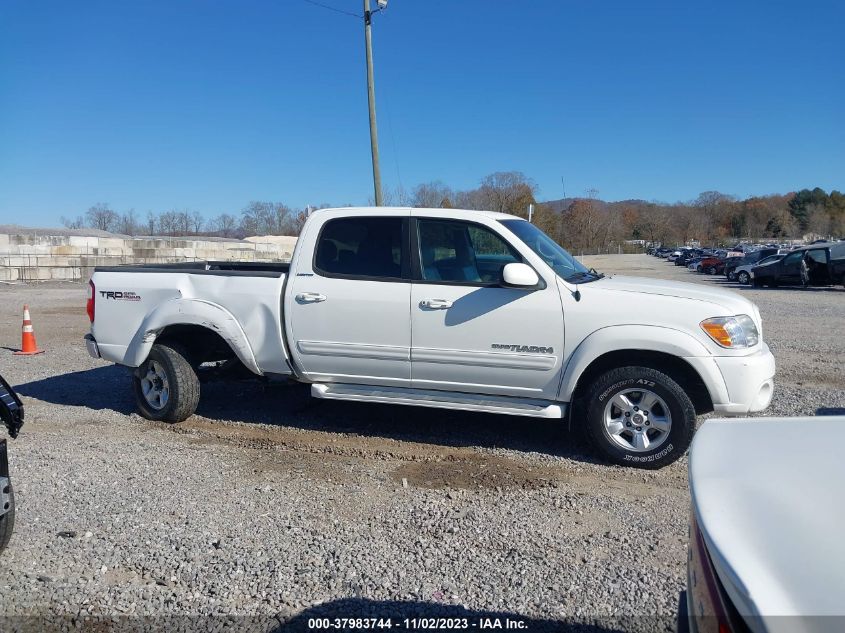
[13, 304, 45, 356]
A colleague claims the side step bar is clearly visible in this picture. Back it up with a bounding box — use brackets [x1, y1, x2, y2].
[311, 383, 565, 419]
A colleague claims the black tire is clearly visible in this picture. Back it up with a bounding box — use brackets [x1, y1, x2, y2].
[582, 366, 696, 469]
[0, 484, 14, 554]
[133, 342, 200, 423]
[726, 270, 735, 280]
[707, 266, 716, 275]
[737, 271, 750, 285]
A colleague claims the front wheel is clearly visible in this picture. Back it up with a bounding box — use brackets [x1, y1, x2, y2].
[133, 343, 200, 423]
[737, 271, 750, 284]
[583, 366, 696, 469]
[707, 266, 716, 275]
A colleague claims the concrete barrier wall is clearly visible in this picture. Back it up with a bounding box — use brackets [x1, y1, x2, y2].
[0, 233, 298, 282]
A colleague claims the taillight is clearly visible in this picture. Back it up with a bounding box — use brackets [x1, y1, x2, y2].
[688, 512, 750, 633]
[86, 280, 95, 323]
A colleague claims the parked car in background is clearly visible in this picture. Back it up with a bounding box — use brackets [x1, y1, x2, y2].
[685, 415, 845, 633]
[724, 248, 779, 280]
[698, 256, 726, 275]
[675, 249, 704, 267]
[0, 373, 24, 555]
[751, 242, 845, 288]
[84, 206, 777, 470]
[733, 254, 785, 285]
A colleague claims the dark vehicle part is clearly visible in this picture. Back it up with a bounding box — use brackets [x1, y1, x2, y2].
[0, 442, 14, 552]
[0, 374, 25, 439]
[0, 374, 23, 554]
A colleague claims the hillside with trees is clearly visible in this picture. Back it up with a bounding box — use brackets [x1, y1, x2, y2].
[58, 175, 844, 253]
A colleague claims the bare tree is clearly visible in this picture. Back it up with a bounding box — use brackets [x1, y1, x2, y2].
[60, 215, 85, 229]
[210, 213, 238, 238]
[240, 202, 294, 236]
[158, 210, 179, 237]
[412, 181, 454, 208]
[477, 171, 538, 216]
[117, 209, 139, 236]
[191, 211, 205, 235]
[86, 203, 119, 232]
[145, 211, 157, 235]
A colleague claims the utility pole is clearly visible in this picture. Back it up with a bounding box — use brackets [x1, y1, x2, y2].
[363, 0, 383, 206]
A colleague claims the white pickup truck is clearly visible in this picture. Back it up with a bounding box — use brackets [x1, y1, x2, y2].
[84, 207, 776, 469]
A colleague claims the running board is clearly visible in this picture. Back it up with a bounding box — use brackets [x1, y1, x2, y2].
[311, 383, 565, 419]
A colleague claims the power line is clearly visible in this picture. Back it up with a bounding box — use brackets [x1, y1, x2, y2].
[301, 0, 361, 19]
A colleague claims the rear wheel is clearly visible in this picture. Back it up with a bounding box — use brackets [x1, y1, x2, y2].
[707, 266, 716, 275]
[133, 343, 200, 423]
[737, 271, 750, 284]
[583, 366, 696, 469]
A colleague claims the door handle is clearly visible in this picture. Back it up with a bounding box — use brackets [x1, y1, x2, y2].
[420, 298, 452, 310]
[296, 292, 327, 303]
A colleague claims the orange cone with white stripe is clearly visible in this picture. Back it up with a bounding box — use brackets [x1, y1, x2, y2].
[13, 304, 45, 356]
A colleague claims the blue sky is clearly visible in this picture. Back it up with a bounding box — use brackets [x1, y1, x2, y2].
[1, 0, 843, 226]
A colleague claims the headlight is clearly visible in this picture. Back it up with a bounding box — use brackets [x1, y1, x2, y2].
[700, 315, 759, 348]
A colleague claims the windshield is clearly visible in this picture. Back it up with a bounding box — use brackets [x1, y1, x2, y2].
[500, 219, 597, 282]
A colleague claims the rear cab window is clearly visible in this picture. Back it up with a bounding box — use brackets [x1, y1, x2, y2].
[314, 216, 409, 280]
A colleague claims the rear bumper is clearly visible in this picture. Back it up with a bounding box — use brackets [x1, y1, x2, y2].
[711, 344, 776, 416]
[84, 333, 101, 359]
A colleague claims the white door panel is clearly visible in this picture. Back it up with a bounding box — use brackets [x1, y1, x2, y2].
[410, 284, 565, 398]
[289, 276, 411, 385]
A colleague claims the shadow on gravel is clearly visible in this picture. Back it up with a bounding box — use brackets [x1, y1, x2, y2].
[197, 380, 599, 464]
[275, 597, 664, 632]
[14, 365, 135, 414]
[12, 365, 599, 464]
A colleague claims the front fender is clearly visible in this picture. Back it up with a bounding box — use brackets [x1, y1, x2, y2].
[123, 298, 261, 375]
[558, 324, 729, 405]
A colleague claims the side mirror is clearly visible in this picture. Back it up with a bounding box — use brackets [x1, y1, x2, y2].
[502, 262, 539, 288]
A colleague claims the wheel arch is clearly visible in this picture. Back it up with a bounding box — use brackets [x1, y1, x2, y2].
[560, 327, 716, 415]
[124, 298, 261, 374]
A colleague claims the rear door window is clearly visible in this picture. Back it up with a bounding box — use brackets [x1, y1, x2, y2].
[314, 217, 407, 280]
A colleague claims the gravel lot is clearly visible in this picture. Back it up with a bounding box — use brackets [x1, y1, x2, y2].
[0, 255, 842, 632]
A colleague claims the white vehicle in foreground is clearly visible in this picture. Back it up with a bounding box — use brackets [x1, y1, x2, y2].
[686, 416, 845, 633]
[84, 207, 776, 469]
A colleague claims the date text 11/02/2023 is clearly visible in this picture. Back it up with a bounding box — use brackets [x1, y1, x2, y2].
[307, 617, 528, 630]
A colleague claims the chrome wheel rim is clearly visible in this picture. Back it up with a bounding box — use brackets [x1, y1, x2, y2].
[603, 388, 672, 452]
[140, 360, 170, 410]
[738, 272, 749, 284]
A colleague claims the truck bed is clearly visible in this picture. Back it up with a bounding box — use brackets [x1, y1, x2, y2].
[94, 261, 290, 277]
[89, 263, 291, 375]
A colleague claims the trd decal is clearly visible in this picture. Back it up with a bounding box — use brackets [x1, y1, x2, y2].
[491, 344, 554, 354]
[99, 291, 142, 301]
